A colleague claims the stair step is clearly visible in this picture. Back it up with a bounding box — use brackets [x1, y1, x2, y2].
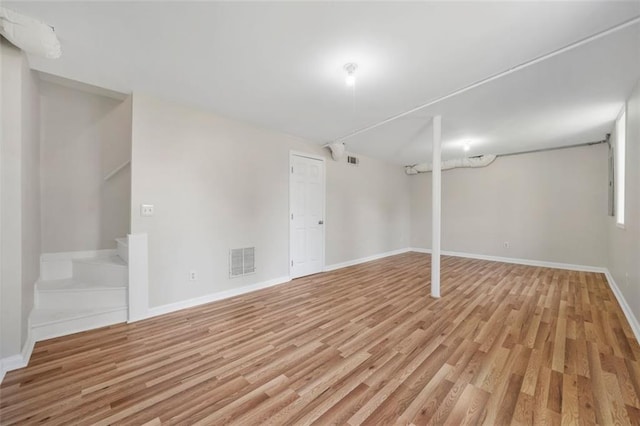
[72, 255, 128, 286]
[73, 255, 127, 267]
[36, 278, 127, 310]
[30, 307, 127, 341]
[40, 249, 117, 281]
[37, 278, 126, 291]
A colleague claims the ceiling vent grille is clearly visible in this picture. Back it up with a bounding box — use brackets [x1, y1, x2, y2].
[229, 247, 256, 278]
[347, 155, 359, 166]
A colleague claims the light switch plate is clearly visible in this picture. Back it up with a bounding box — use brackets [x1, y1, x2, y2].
[141, 204, 154, 217]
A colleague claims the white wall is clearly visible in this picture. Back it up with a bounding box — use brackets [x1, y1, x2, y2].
[21, 51, 41, 346]
[410, 143, 608, 267]
[0, 41, 41, 358]
[326, 155, 410, 265]
[40, 82, 131, 253]
[608, 80, 640, 325]
[131, 93, 410, 308]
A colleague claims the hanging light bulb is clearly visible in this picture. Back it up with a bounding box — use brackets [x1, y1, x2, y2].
[344, 63, 358, 87]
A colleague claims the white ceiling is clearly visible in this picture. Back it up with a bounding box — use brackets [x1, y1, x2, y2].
[5, 1, 640, 164]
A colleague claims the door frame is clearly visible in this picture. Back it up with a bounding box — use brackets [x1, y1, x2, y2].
[289, 151, 326, 279]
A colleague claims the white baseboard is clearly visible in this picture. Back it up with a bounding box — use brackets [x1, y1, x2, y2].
[410, 247, 431, 254]
[31, 308, 128, 342]
[5, 247, 636, 385]
[145, 249, 411, 320]
[604, 271, 640, 345]
[0, 328, 35, 384]
[409, 247, 607, 273]
[146, 275, 292, 319]
[323, 248, 411, 272]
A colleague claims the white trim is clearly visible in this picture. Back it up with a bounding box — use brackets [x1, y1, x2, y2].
[146, 275, 291, 319]
[409, 248, 607, 273]
[289, 151, 326, 279]
[289, 150, 325, 162]
[324, 248, 411, 272]
[604, 271, 640, 345]
[0, 327, 35, 384]
[4, 247, 638, 384]
[30, 308, 127, 342]
[410, 247, 431, 254]
[104, 159, 131, 181]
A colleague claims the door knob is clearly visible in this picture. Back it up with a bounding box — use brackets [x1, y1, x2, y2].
[318, 220, 324, 225]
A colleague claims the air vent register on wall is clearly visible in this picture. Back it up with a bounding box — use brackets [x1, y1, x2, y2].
[229, 247, 256, 278]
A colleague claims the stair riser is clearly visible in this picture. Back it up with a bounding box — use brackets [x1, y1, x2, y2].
[73, 262, 128, 286]
[117, 240, 129, 264]
[36, 290, 127, 310]
[41, 250, 117, 280]
[31, 309, 128, 342]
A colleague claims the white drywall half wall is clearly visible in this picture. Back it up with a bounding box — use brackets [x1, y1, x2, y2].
[410, 143, 608, 267]
[130, 93, 410, 308]
[608, 79, 640, 330]
[40, 82, 131, 252]
[1, 40, 41, 359]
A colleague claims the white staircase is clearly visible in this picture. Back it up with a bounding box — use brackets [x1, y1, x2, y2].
[32, 238, 129, 341]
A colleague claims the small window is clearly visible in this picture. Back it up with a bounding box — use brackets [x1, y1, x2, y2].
[615, 108, 626, 227]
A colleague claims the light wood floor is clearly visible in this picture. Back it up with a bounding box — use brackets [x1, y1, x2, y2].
[1, 252, 640, 425]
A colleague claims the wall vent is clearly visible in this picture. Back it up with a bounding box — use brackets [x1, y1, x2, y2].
[229, 247, 256, 278]
[347, 155, 359, 165]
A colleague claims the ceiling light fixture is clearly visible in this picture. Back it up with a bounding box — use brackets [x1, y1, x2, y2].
[344, 63, 358, 87]
[463, 143, 471, 152]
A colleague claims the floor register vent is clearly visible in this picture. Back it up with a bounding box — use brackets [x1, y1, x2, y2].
[230, 247, 256, 278]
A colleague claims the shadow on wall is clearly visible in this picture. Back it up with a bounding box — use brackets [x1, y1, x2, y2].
[40, 81, 132, 253]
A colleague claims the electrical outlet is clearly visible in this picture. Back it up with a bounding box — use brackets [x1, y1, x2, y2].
[189, 270, 198, 281]
[141, 204, 154, 217]
[503, 241, 510, 249]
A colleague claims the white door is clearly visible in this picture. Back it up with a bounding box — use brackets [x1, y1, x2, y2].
[290, 153, 325, 279]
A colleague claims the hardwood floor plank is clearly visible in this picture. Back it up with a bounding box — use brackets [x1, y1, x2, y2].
[1, 252, 639, 425]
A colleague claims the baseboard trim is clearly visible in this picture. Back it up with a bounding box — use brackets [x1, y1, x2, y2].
[409, 247, 607, 273]
[604, 270, 640, 345]
[0, 327, 35, 384]
[7, 248, 636, 382]
[146, 275, 292, 319]
[323, 248, 411, 272]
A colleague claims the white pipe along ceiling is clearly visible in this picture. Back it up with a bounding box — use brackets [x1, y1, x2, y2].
[405, 155, 497, 175]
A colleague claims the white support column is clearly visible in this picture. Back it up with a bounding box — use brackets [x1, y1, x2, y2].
[431, 115, 442, 298]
